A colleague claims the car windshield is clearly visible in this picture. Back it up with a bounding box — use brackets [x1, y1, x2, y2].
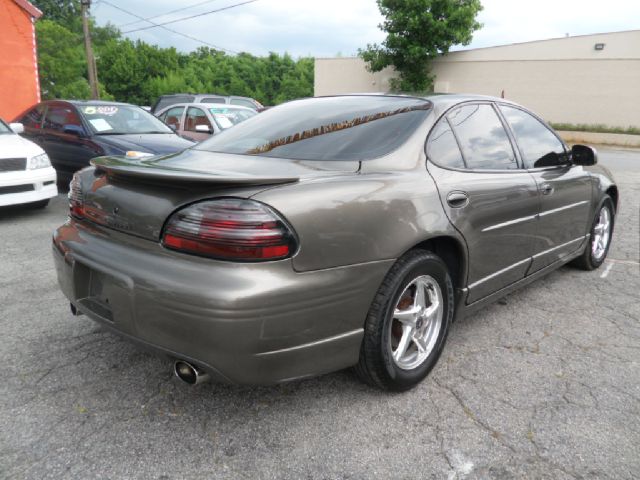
[196, 96, 432, 161]
[0, 118, 11, 134]
[208, 107, 257, 130]
[79, 104, 173, 135]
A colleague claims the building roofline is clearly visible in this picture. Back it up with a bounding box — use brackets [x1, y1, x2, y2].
[449, 29, 640, 53]
[315, 29, 640, 60]
[12, 0, 43, 19]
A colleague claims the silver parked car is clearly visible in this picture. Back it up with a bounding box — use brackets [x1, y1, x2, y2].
[53, 95, 617, 391]
[155, 103, 257, 142]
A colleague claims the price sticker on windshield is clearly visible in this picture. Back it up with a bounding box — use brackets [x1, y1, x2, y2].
[97, 106, 119, 116]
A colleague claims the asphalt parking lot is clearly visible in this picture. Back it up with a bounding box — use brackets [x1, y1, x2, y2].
[1, 148, 638, 479]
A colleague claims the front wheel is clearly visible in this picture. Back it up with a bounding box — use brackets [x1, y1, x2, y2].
[355, 250, 454, 391]
[571, 196, 615, 270]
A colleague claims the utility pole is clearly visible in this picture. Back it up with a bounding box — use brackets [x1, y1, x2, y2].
[81, 0, 100, 99]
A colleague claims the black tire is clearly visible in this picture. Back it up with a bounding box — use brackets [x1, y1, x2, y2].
[571, 196, 615, 271]
[28, 199, 49, 209]
[355, 250, 454, 391]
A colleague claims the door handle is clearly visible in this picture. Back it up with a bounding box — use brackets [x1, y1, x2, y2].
[447, 191, 469, 208]
[540, 183, 554, 196]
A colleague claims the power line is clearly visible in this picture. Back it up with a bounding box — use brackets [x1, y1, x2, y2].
[122, 0, 259, 34]
[100, 0, 238, 54]
[118, 0, 222, 29]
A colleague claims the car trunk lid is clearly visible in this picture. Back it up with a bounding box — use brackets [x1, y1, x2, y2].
[78, 150, 359, 241]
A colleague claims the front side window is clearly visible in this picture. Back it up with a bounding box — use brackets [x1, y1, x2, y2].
[197, 96, 432, 161]
[44, 105, 83, 132]
[448, 104, 518, 170]
[426, 118, 465, 169]
[185, 107, 212, 132]
[500, 105, 567, 168]
[0, 118, 11, 134]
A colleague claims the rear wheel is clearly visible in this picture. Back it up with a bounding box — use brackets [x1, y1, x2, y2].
[571, 196, 614, 270]
[355, 250, 454, 391]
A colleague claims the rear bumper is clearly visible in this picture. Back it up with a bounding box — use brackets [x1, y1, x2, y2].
[0, 168, 57, 207]
[52, 218, 393, 384]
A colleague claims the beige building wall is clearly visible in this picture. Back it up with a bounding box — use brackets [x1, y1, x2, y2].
[315, 30, 640, 127]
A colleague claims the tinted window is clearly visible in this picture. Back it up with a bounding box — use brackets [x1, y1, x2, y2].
[500, 105, 567, 168]
[155, 95, 194, 112]
[197, 96, 432, 161]
[19, 105, 45, 129]
[44, 105, 83, 132]
[185, 107, 211, 132]
[230, 98, 256, 109]
[202, 97, 225, 104]
[427, 118, 465, 169]
[448, 104, 517, 170]
[161, 106, 185, 130]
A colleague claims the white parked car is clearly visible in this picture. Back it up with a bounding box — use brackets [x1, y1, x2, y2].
[0, 119, 57, 208]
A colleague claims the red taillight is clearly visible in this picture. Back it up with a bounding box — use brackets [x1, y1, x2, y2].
[162, 199, 297, 261]
[68, 174, 84, 218]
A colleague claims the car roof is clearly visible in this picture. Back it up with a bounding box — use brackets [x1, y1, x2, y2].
[67, 100, 136, 107]
[42, 99, 137, 108]
[159, 93, 254, 100]
[311, 93, 523, 115]
[157, 103, 256, 112]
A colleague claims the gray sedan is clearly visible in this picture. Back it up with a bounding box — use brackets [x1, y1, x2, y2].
[53, 94, 617, 391]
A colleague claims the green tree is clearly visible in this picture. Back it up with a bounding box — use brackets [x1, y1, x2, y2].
[31, 0, 82, 31]
[36, 19, 87, 99]
[360, 0, 483, 92]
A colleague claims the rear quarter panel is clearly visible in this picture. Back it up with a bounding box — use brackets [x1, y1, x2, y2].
[253, 150, 461, 272]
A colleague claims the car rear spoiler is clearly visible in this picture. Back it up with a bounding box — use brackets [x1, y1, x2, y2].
[91, 156, 299, 186]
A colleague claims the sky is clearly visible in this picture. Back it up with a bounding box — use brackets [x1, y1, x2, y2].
[92, 0, 640, 57]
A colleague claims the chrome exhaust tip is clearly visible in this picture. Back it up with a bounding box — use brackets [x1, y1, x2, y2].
[173, 360, 210, 385]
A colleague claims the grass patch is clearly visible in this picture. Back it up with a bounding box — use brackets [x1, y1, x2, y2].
[550, 123, 640, 136]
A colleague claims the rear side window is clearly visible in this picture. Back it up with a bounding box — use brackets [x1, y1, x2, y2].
[197, 96, 432, 161]
[230, 98, 256, 109]
[499, 105, 567, 168]
[448, 104, 517, 170]
[201, 97, 225, 104]
[426, 118, 465, 169]
[19, 105, 45, 129]
[155, 95, 194, 112]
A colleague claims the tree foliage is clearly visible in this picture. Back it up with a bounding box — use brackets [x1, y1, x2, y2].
[360, 0, 483, 92]
[32, 2, 314, 106]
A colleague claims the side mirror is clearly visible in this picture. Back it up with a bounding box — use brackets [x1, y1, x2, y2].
[168, 124, 178, 131]
[195, 124, 212, 133]
[571, 144, 597, 166]
[9, 122, 24, 134]
[63, 124, 86, 137]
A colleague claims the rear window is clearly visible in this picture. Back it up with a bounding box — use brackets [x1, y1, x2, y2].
[196, 96, 431, 161]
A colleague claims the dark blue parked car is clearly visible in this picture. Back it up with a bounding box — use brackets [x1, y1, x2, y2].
[14, 100, 194, 185]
